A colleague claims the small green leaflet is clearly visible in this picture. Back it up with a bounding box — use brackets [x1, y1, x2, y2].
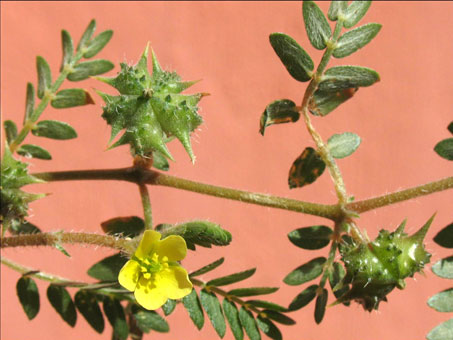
[24, 82, 35, 124]
[239, 307, 261, 340]
[4, 120, 17, 143]
[74, 290, 105, 333]
[190, 257, 225, 277]
[314, 288, 328, 324]
[256, 317, 282, 340]
[427, 319, 453, 340]
[259, 99, 299, 136]
[103, 297, 129, 340]
[448, 122, 453, 135]
[10, 220, 41, 235]
[284, 257, 326, 286]
[207, 268, 256, 287]
[288, 147, 326, 189]
[67, 60, 114, 81]
[87, 253, 128, 282]
[334, 23, 382, 58]
[51, 89, 94, 109]
[222, 299, 243, 340]
[288, 284, 318, 311]
[227, 287, 278, 298]
[309, 88, 357, 116]
[432, 257, 453, 279]
[303, 1, 332, 50]
[319, 66, 380, 92]
[182, 289, 205, 330]
[200, 289, 226, 337]
[327, 1, 348, 21]
[162, 299, 177, 316]
[101, 216, 145, 238]
[61, 30, 74, 71]
[32, 120, 77, 140]
[261, 310, 295, 325]
[83, 30, 113, 59]
[17, 277, 40, 320]
[47, 285, 77, 327]
[77, 20, 96, 51]
[343, 1, 372, 29]
[17, 144, 52, 160]
[434, 223, 453, 248]
[247, 300, 287, 313]
[428, 289, 453, 313]
[329, 262, 349, 302]
[288, 225, 332, 250]
[269, 33, 314, 82]
[131, 305, 169, 333]
[434, 138, 453, 161]
[327, 132, 361, 159]
[37, 56, 52, 99]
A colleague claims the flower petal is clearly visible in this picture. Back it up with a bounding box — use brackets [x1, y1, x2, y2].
[157, 235, 187, 261]
[155, 265, 193, 300]
[118, 260, 141, 291]
[136, 230, 161, 259]
[134, 277, 168, 310]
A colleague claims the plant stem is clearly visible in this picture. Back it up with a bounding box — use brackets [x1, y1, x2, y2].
[299, 19, 349, 207]
[1, 232, 135, 254]
[138, 184, 153, 229]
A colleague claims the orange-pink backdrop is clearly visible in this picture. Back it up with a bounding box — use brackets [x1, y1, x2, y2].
[1, 2, 452, 340]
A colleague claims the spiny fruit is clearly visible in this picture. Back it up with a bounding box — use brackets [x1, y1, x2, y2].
[96, 44, 204, 163]
[336, 215, 434, 311]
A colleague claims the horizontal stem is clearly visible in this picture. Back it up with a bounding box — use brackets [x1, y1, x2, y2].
[348, 176, 453, 213]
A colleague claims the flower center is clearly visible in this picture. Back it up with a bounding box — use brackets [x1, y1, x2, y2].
[133, 253, 169, 280]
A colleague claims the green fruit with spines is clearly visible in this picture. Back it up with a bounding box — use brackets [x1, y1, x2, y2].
[0, 145, 45, 234]
[337, 216, 433, 311]
[96, 43, 204, 162]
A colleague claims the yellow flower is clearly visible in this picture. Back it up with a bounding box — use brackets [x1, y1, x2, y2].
[118, 230, 192, 310]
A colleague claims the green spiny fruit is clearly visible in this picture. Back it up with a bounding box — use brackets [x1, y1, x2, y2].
[96, 44, 204, 162]
[337, 216, 434, 311]
[0, 145, 45, 235]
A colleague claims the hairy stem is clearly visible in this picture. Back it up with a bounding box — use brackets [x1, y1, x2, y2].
[138, 184, 153, 229]
[1, 232, 135, 254]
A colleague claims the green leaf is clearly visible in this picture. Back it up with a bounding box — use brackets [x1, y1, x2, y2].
[152, 150, 170, 171]
[103, 297, 128, 340]
[32, 120, 77, 140]
[314, 288, 328, 324]
[284, 257, 326, 286]
[83, 30, 113, 58]
[223, 299, 244, 340]
[328, 262, 349, 302]
[327, 132, 361, 159]
[288, 147, 326, 189]
[36, 56, 52, 99]
[328, 1, 348, 21]
[24, 82, 35, 124]
[238, 307, 261, 340]
[428, 289, 453, 313]
[427, 319, 453, 340]
[17, 144, 52, 160]
[77, 19, 96, 51]
[256, 317, 282, 340]
[334, 23, 382, 58]
[303, 1, 332, 50]
[247, 300, 287, 313]
[434, 138, 453, 161]
[269, 33, 314, 82]
[4, 120, 17, 144]
[259, 99, 299, 136]
[101, 216, 145, 238]
[162, 299, 177, 316]
[157, 221, 232, 248]
[288, 225, 332, 250]
[61, 30, 74, 71]
[432, 256, 453, 279]
[51, 88, 94, 109]
[10, 220, 41, 235]
[261, 310, 295, 325]
[319, 66, 380, 92]
[190, 258, 225, 277]
[448, 122, 453, 135]
[87, 253, 128, 282]
[47, 285, 77, 327]
[434, 223, 453, 248]
[67, 60, 114, 81]
[228, 287, 278, 298]
[74, 290, 104, 333]
[288, 284, 318, 311]
[207, 268, 256, 287]
[343, 1, 372, 28]
[309, 88, 357, 116]
[200, 289, 226, 337]
[182, 289, 205, 330]
[131, 305, 169, 333]
[17, 277, 40, 320]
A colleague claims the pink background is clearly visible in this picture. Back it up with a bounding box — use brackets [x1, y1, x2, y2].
[1, 2, 452, 340]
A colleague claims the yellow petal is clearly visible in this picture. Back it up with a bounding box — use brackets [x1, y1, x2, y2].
[118, 260, 141, 292]
[155, 265, 193, 300]
[134, 277, 168, 310]
[136, 230, 161, 259]
[157, 235, 187, 262]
